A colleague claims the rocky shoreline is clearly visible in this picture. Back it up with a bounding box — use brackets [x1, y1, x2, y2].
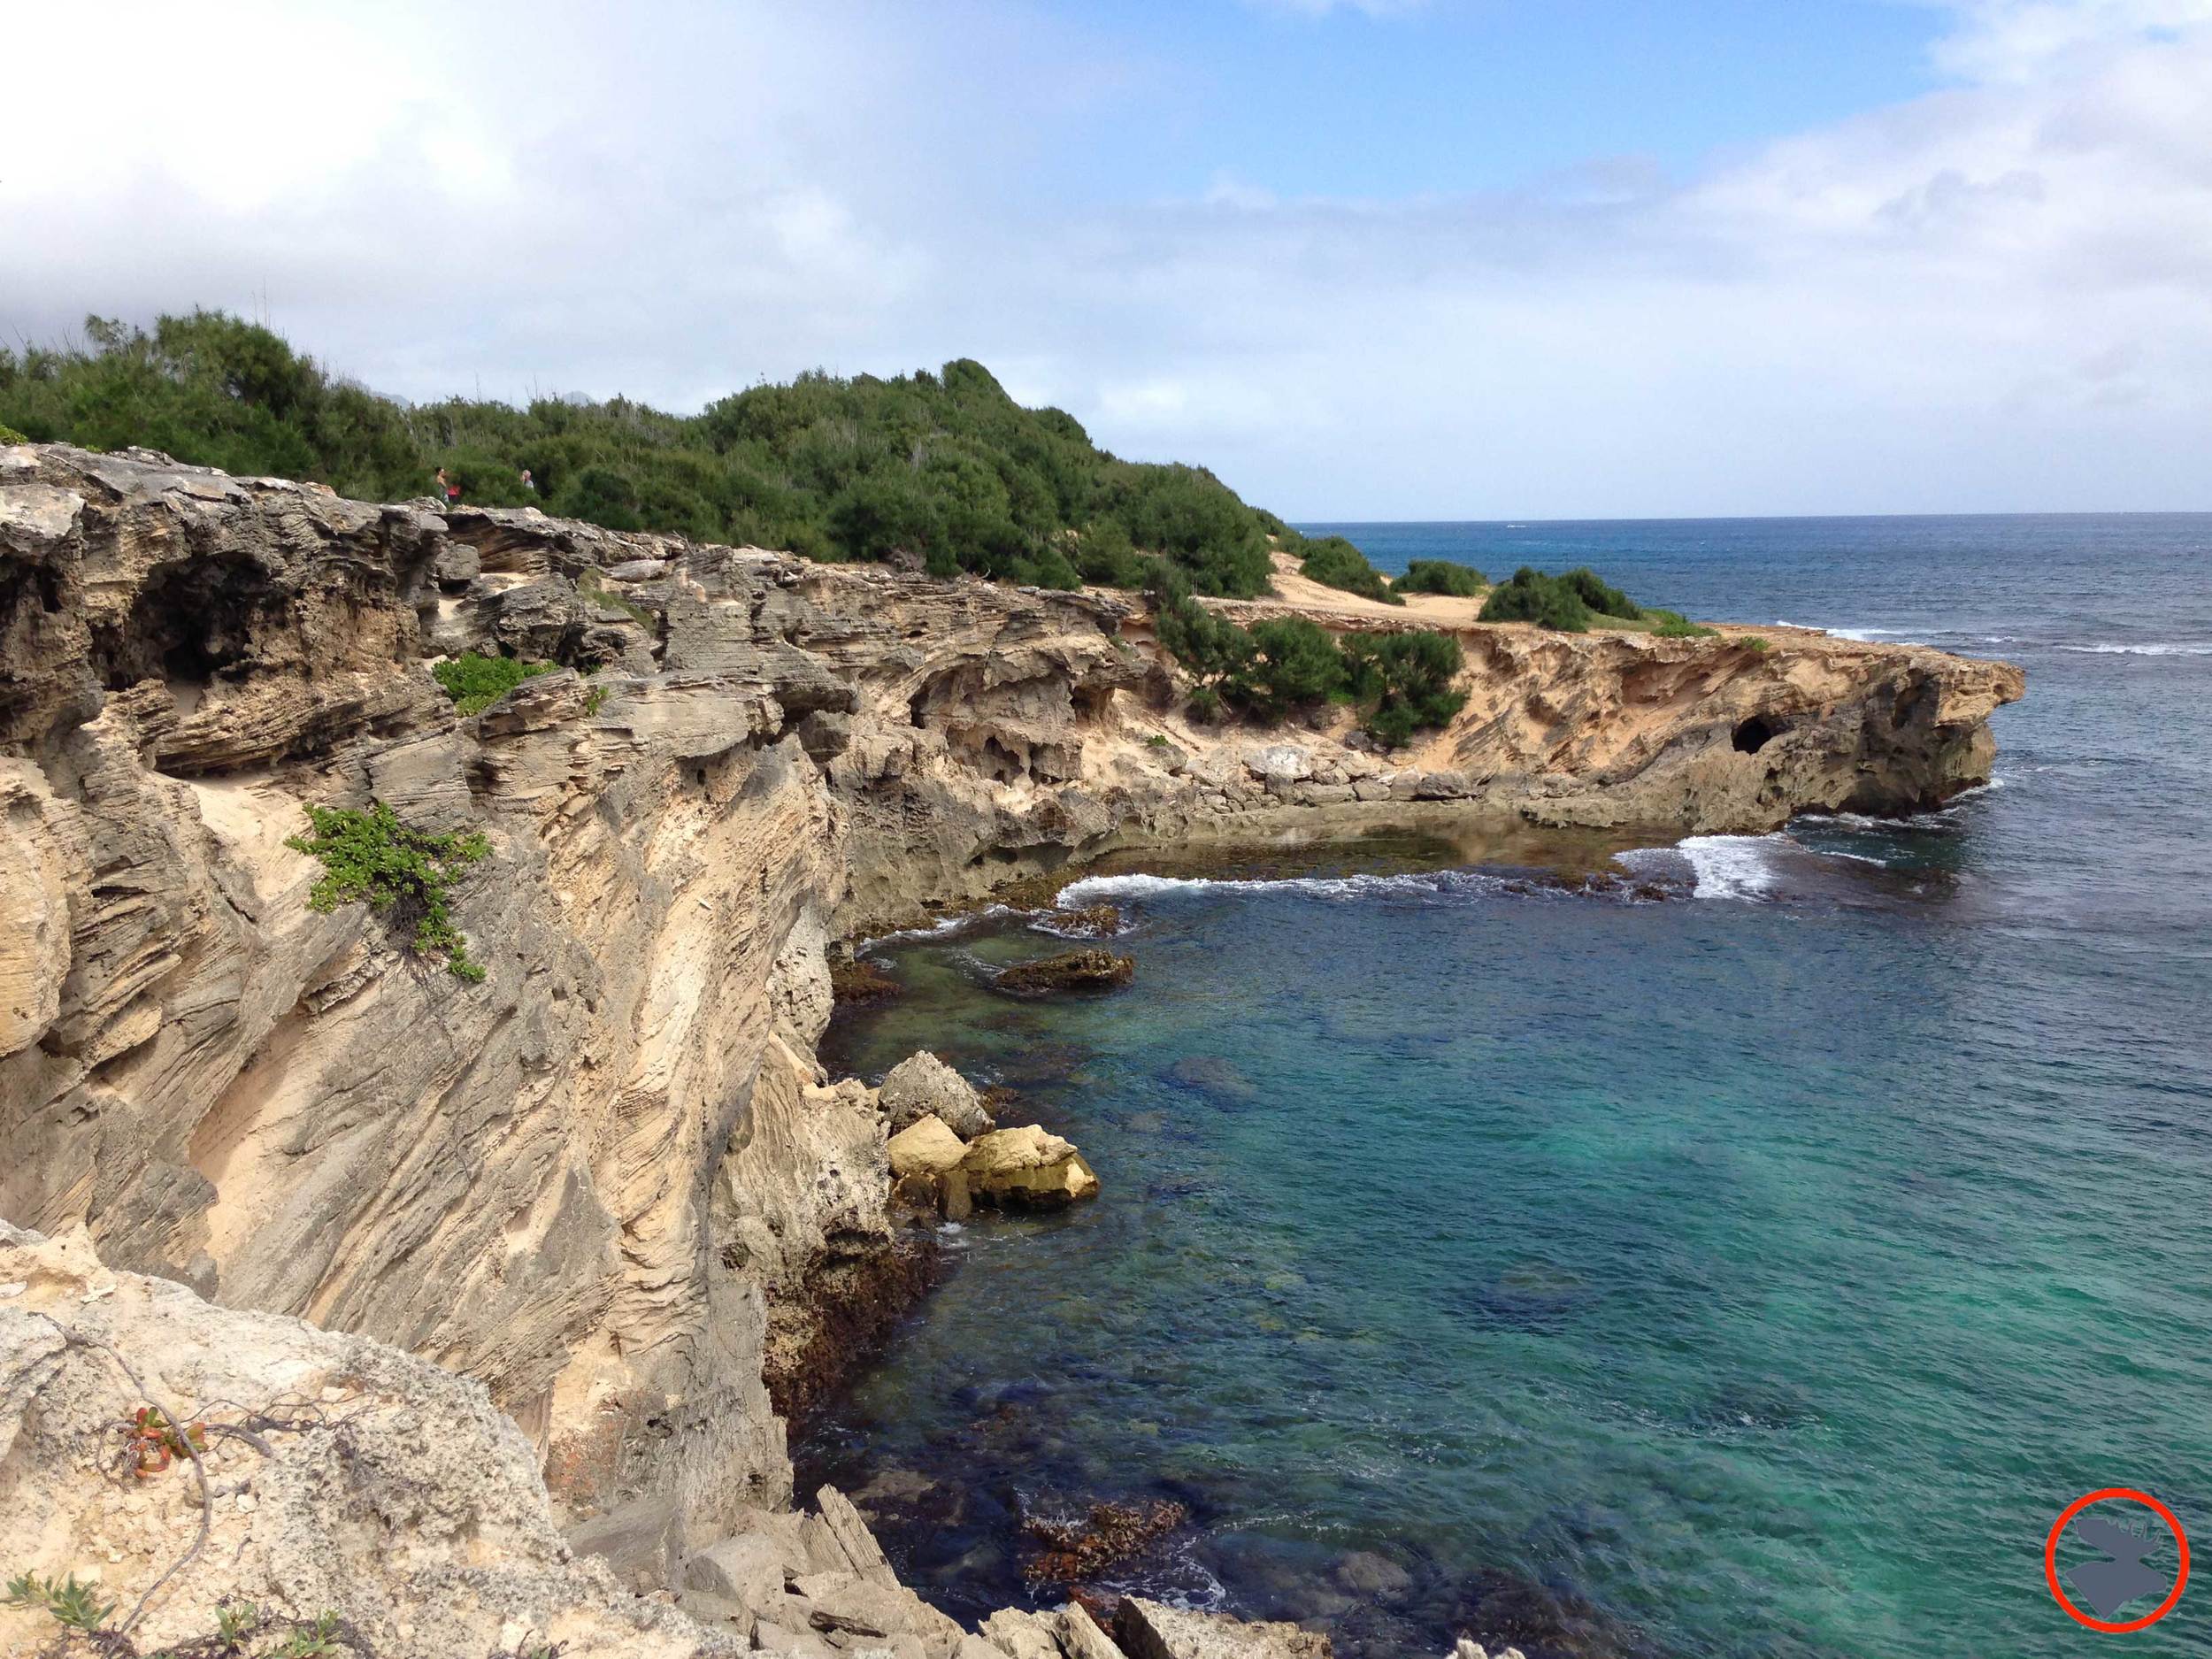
[0, 442, 2021, 1658]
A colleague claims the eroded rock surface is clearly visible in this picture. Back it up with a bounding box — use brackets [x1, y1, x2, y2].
[0, 442, 2022, 1652]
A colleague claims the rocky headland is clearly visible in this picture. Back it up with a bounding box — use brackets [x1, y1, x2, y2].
[0, 442, 2021, 1658]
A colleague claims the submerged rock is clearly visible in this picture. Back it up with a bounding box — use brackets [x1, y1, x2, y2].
[1023, 1497, 1189, 1586]
[959, 1125, 1101, 1210]
[881, 1049, 995, 1138]
[995, 949, 1135, 995]
[829, 955, 902, 1004]
[1044, 902, 1125, 938]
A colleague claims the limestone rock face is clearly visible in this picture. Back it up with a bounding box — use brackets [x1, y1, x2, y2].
[880, 1048, 995, 1138]
[958, 1125, 1102, 1210]
[0, 1224, 738, 1659]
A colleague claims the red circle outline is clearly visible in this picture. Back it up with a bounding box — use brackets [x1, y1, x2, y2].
[2045, 1488, 2190, 1633]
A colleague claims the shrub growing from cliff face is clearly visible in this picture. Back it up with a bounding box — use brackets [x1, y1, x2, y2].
[1238, 617, 1348, 718]
[1393, 558, 1485, 597]
[433, 651, 557, 715]
[1342, 630, 1468, 747]
[286, 802, 491, 980]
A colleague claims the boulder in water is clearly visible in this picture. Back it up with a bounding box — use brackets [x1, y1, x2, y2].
[880, 1049, 995, 1138]
[959, 1125, 1100, 1210]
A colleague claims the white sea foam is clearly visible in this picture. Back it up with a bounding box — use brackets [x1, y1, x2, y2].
[1057, 869, 1518, 908]
[862, 904, 1014, 945]
[2055, 641, 2212, 657]
[1773, 620, 1914, 643]
[1670, 834, 1787, 900]
[1617, 834, 1793, 900]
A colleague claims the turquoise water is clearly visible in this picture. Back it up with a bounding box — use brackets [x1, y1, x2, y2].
[802, 517, 2212, 1657]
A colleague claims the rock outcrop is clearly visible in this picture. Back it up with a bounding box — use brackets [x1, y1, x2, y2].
[881, 1050, 995, 1139]
[0, 442, 2022, 1654]
[958, 1127, 1102, 1211]
[995, 950, 1138, 995]
[0, 1224, 734, 1659]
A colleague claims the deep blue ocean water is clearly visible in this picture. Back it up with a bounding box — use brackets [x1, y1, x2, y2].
[802, 517, 2212, 1658]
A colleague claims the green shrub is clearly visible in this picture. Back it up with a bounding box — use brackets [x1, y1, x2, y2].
[1237, 617, 1346, 718]
[1341, 630, 1467, 747]
[583, 684, 608, 715]
[1393, 558, 1485, 597]
[286, 802, 491, 980]
[1646, 608, 1717, 638]
[1478, 567, 1594, 632]
[1295, 534, 1402, 605]
[433, 651, 556, 715]
[1559, 566, 1640, 619]
[0, 423, 27, 445]
[1741, 636, 1772, 653]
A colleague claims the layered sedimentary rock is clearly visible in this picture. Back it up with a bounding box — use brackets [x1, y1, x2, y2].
[0, 443, 2020, 1646]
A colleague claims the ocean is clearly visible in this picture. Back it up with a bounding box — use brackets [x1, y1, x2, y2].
[799, 516, 2212, 1658]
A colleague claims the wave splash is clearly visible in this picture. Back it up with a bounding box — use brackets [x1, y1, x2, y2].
[2055, 641, 2212, 657]
[1057, 869, 1535, 908]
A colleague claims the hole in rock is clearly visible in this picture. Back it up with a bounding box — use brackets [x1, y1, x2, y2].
[1732, 716, 1779, 755]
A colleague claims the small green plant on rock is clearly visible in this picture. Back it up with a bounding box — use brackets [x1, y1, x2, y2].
[0, 422, 28, 445]
[1645, 609, 1717, 639]
[218, 1601, 264, 1645]
[433, 650, 556, 716]
[4, 1571, 115, 1634]
[286, 802, 491, 980]
[582, 684, 608, 716]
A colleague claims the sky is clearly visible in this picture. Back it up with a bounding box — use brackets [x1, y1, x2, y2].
[5, 0, 2212, 518]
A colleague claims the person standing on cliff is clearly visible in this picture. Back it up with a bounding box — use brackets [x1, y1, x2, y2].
[519, 467, 535, 495]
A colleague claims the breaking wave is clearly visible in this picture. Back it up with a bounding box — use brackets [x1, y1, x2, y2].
[2055, 641, 2212, 657]
[1057, 870, 1528, 907]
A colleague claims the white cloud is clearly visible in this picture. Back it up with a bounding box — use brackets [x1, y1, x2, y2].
[4, 0, 2211, 515]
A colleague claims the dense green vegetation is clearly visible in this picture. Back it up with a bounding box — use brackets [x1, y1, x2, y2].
[1479, 565, 1647, 632]
[285, 803, 492, 981]
[0, 311, 1303, 596]
[1392, 558, 1486, 597]
[1148, 562, 1463, 746]
[432, 651, 557, 715]
[1341, 631, 1470, 747]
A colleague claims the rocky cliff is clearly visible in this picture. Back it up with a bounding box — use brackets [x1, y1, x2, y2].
[0, 443, 2019, 1653]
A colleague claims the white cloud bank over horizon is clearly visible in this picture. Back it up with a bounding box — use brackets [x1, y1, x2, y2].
[5, 0, 2211, 518]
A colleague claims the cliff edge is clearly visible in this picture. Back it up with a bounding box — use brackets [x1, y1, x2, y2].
[0, 442, 2018, 1653]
